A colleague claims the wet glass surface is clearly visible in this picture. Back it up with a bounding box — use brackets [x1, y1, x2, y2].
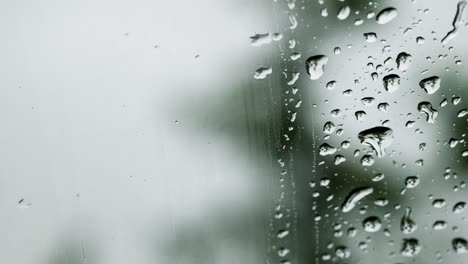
[1, 0, 467, 263]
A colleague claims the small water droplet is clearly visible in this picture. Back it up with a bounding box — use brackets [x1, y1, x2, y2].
[361, 155, 375, 166]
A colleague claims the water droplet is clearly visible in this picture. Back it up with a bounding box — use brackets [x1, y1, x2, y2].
[358, 127, 394, 157]
[396, 52, 412, 71]
[401, 207, 418, 234]
[405, 176, 420, 188]
[341, 187, 374, 213]
[272, 33, 283, 41]
[418, 102, 438, 123]
[306, 55, 328, 80]
[323, 121, 336, 134]
[361, 97, 375, 106]
[433, 199, 447, 208]
[277, 229, 289, 238]
[419, 76, 441, 94]
[452, 238, 468, 254]
[440, 98, 448, 107]
[378, 102, 390, 112]
[453, 202, 466, 213]
[287, 72, 300, 85]
[290, 52, 301, 60]
[355, 111, 367, 121]
[319, 143, 337, 156]
[405, 121, 415, 128]
[364, 32, 378, 43]
[376, 7, 398, 24]
[363, 216, 382, 232]
[374, 198, 389, 206]
[354, 19, 364, 25]
[433, 221, 447, 230]
[372, 173, 385, 182]
[383, 74, 401, 93]
[419, 143, 427, 151]
[401, 238, 421, 257]
[449, 138, 459, 148]
[320, 7, 328, 17]
[253, 67, 272, 79]
[341, 141, 351, 149]
[361, 155, 375, 166]
[326, 80, 337, 90]
[250, 33, 272, 46]
[335, 246, 351, 258]
[334, 47, 342, 54]
[416, 36, 425, 45]
[441, 1, 467, 44]
[457, 109, 468, 117]
[289, 15, 298, 29]
[320, 177, 331, 186]
[337, 6, 351, 20]
[331, 109, 342, 117]
[335, 155, 346, 165]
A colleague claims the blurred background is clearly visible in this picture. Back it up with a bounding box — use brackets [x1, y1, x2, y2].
[0, 0, 467, 263]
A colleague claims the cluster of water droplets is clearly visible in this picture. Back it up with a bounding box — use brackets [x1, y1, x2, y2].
[250, 0, 468, 262]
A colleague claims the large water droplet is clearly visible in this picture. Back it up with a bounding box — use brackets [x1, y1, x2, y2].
[335, 155, 346, 165]
[363, 216, 382, 232]
[453, 238, 468, 254]
[433, 199, 447, 208]
[319, 143, 337, 156]
[433, 221, 447, 230]
[306, 55, 328, 80]
[418, 102, 438, 123]
[376, 7, 398, 24]
[355, 111, 367, 121]
[453, 202, 466, 213]
[364, 32, 378, 43]
[323, 121, 336, 134]
[401, 238, 421, 257]
[383, 74, 401, 93]
[358, 127, 394, 157]
[405, 176, 420, 188]
[396, 52, 412, 71]
[419, 76, 441, 94]
[378, 102, 390, 112]
[337, 6, 351, 20]
[457, 109, 468, 117]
